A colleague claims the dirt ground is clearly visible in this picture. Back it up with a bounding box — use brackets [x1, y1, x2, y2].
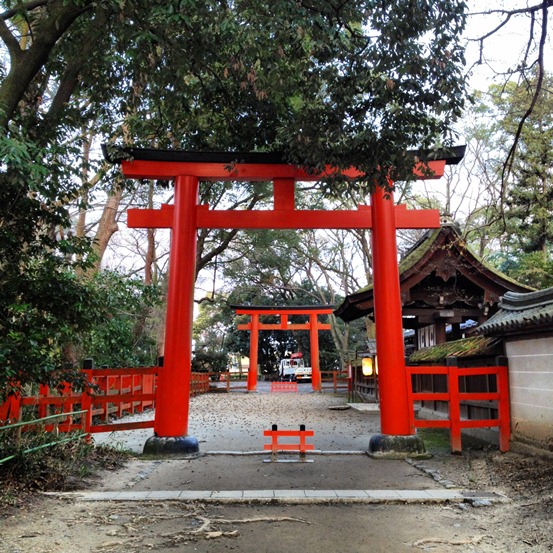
[1, 390, 552, 553]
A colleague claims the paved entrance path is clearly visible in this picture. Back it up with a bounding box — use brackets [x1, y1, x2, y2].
[93, 385, 378, 453]
[86, 389, 502, 506]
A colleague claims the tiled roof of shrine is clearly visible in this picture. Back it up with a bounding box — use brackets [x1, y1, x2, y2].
[476, 288, 553, 337]
[334, 223, 531, 322]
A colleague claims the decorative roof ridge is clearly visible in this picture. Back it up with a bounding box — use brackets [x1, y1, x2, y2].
[399, 224, 532, 292]
[499, 288, 553, 311]
[334, 221, 531, 322]
[397, 223, 470, 277]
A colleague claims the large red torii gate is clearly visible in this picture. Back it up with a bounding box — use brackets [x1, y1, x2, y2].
[232, 305, 334, 392]
[106, 146, 464, 455]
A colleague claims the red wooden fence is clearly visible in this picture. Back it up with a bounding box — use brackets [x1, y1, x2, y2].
[1, 364, 511, 452]
[0, 369, 215, 436]
[407, 364, 511, 452]
[320, 370, 350, 392]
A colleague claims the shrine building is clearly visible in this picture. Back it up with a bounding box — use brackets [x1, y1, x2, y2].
[334, 222, 532, 353]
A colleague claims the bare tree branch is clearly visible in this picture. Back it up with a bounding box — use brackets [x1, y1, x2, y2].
[501, 2, 548, 189]
[1, 0, 49, 21]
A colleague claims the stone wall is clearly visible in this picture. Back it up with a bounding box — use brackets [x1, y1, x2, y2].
[506, 336, 553, 450]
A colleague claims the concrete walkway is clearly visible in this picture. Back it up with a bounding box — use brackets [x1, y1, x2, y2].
[85, 390, 504, 508]
[51, 488, 501, 505]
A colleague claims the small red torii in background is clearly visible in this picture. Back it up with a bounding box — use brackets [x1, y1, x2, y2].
[231, 304, 334, 392]
[105, 147, 464, 455]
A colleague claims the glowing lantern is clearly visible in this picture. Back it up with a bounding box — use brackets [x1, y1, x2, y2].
[362, 357, 374, 376]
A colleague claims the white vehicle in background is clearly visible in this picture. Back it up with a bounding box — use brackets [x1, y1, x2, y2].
[278, 353, 312, 382]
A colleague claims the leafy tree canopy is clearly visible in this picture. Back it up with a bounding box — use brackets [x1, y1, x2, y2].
[1, 1, 468, 183]
[0, 0, 468, 393]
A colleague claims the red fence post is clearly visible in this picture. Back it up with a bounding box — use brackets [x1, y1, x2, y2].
[0, 393, 21, 424]
[497, 365, 511, 452]
[81, 369, 94, 437]
[448, 364, 462, 453]
[38, 384, 49, 419]
[406, 366, 416, 432]
[105, 375, 112, 422]
[143, 372, 154, 409]
[0, 397, 7, 423]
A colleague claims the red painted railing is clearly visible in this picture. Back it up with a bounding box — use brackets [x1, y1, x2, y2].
[0, 369, 215, 435]
[407, 365, 511, 452]
[320, 370, 350, 392]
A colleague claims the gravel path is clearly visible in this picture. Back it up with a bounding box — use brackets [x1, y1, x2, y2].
[93, 389, 379, 453]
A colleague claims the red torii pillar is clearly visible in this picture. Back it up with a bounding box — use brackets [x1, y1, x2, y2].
[233, 306, 333, 392]
[248, 313, 259, 392]
[371, 185, 411, 436]
[108, 146, 461, 456]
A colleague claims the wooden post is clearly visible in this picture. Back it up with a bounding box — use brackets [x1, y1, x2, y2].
[310, 313, 322, 391]
[497, 365, 511, 452]
[448, 363, 462, 453]
[371, 186, 414, 436]
[154, 175, 198, 437]
[248, 314, 259, 391]
[81, 369, 93, 438]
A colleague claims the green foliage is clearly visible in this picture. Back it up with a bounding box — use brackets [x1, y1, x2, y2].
[0, 131, 160, 390]
[192, 296, 234, 373]
[495, 74, 553, 258]
[490, 251, 553, 290]
[469, 71, 553, 289]
[0, 143, 97, 397]
[27, 0, 467, 188]
[78, 272, 162, 368]
[191, 351, 228, 374]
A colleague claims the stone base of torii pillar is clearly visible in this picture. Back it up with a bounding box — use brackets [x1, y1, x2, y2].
[367, 434, 431, 460]
[143, 435, 200, 457]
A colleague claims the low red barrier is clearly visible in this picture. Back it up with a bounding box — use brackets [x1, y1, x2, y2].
[263, 424, 314, 462]
[320, 371, 350, 392]
[407, 365, 511, 452]
[270, 381, 299, 393]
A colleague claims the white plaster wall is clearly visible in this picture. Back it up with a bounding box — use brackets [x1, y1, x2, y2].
[506, 337, 553, 448]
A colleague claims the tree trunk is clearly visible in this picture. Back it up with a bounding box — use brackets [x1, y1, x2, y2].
[90, 187, 124, 272]
[144, 181, 157, 285]
[0, 2, 91, 129]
